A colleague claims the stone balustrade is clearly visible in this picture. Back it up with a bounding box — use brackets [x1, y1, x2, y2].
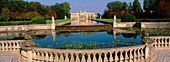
[149, 36, 170, 48]
[20, 38, 154, 62]
[0, 40, 25, 52]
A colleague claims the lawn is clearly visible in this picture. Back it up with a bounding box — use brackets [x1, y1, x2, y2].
[95, 19, 121, 22]
[46, 19, 71, 24]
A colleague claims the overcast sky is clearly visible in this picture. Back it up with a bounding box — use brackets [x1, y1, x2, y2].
[23, 0, 143, 14]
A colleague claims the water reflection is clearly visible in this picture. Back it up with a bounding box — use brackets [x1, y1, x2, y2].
[70, 19, 105, 25]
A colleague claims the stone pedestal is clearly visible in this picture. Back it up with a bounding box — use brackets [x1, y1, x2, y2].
[51, 16, 55, 29]
[113, 15, 117, 27]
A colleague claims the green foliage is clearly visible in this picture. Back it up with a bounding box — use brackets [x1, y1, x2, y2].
[107, 1, 123, 9]
[31, 16, 46, 24]
[132, 0, 142, 12]
[0, 8, 10, 21]
[122, 14, 136, 22]
[0, 21, 30, 26]
[19, 32, 23, 37]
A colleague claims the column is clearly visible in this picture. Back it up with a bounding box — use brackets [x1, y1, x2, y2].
[113, 15, 117, 27]
[65, 16, 67, 20]
[51, 16, 55, 30]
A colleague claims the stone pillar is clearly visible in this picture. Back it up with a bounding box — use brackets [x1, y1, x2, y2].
[65, 16, 67, 20]
[51, 16, 55, 30]
[113, 15, 117, 27]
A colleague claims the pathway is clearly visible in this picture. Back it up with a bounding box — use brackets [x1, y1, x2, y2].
[152, 48, 170, 62]
[0, 52, 20, 62]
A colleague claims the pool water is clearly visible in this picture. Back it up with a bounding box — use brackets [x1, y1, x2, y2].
[32, 31, 143, 49]
[67, 19, 106, 25]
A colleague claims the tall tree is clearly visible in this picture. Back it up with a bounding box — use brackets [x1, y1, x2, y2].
[122, 2, 128, 11]
[0, 8, 10, 22]
[0, 0, 9, 13]
[132, 0, 142, 13]
[128, 2, 133, 12]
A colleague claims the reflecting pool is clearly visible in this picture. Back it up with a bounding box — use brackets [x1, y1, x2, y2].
[32, 30, 143, 49]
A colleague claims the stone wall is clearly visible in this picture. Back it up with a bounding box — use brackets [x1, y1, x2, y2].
[141, 22, 170, 28]
[0, 24, 51, 32]
[116, 22, 137, 27]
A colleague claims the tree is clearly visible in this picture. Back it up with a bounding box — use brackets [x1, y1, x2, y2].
[107, 1, 123, 9]
[128, 2, 133, 12]
[122, 2, 128, 11]
[26, 11, 40, 20]
[10, 11, 18, 21]
[132, 0, 142, 13]
[20, 13, 26, 21]
[157, 0, 169, 17]
[0, 0, 9, 13]
[0, 8, 10, 22]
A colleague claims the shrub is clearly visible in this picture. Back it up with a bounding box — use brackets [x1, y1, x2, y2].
[30, 16, 46, 24]
[0, 21, 30, 26]
[122, 14, 136, 22]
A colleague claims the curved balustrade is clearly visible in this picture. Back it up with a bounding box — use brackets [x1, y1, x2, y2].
[149, 36, 170, 48]
[20, 38, 154, 62]
[0, 40, 25, 52]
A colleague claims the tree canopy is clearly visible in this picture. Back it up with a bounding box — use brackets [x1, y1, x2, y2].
[0, 0, 71, 21]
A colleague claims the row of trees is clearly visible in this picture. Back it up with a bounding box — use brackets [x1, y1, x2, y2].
[102, 0, 141, 18]
[0, 0, 71, 21]
[102, 0, 170, 18]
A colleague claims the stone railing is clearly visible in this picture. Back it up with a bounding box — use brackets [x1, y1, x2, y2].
[149, 36, 170, 48]
[20, 38, 154, 62]
[0, 40, 25, 52]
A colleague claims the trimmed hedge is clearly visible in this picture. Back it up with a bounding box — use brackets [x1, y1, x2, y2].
[31, 16, 46, 24]
[0, 21, 30, 26]
[122, 14, 136, 22]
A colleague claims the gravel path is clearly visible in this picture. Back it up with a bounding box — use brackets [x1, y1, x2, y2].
[0, 52, 20, 62]
[153, 48, 170, 62]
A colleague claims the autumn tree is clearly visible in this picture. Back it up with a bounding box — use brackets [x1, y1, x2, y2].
[26, 11, 40, 20]
[0, 8, 10, 22]
[10, 11, 18, 21]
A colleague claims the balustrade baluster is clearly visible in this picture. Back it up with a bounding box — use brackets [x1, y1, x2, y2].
[9, 42, 12, 51]
[98, 53, 102, 62]
[109, 52, 113, 62]
[65, 53, 69, 62]
[141, 48, 144, 60]
[49, 52, 54, 62]
[45, 52, 49, 61]
[33, 51, 37, 60]
[59, 53, 64, 62]
[87, 53, 91, 62]
[81, 53, 85, 62]
[93, 53, 97, 62]
[54, 53, 59, 62]
[120, 51, 124, 62]
[154, 39, 157, 47]
[75, 53, 80, 62]
[158, 38, 160, 47]
[129, 50, 133, 62]
[124, 50, 129, 62]
[104, 52, 108, 62]
[70, 53, 75, 62]
[114, 51, 119, 62]
[165, 38, 168, 47]
[137, 48, 141, 61]
[133, 49, 137, 62]
[161, 38, 164, 47]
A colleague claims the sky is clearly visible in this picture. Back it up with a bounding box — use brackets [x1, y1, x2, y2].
[23, 0, 143, 14]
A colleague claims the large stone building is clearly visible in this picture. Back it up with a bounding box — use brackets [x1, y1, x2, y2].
[71, 11, 96, 20]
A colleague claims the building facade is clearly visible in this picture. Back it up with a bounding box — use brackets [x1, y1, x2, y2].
[71, 11, 96, 20]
